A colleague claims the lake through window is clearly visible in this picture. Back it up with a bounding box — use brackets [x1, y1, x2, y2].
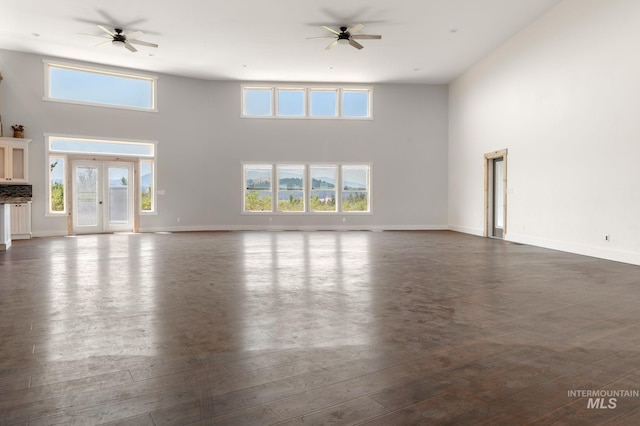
[243, 163, 370, 213]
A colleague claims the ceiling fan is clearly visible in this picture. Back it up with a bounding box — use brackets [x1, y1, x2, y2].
[308, 23, 382, 50]
[79, 25, 158, 53]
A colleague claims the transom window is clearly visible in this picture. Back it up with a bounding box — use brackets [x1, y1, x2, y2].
[243, 163, 371, 213]
[242, 85, 372, 119]
[46, 135, 157, 215]
[44, 61, 157, 111]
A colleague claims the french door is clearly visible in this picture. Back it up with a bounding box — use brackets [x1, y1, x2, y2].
[72, 160, 134, 234]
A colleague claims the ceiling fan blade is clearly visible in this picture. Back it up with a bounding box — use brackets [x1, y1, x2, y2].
[325, 40, 339, 50]
[306, 36, 335, 40]
[347, 23, 365, 34]
[94, 40, 112, 47]
[125, 30, 143, 40]
[349, 39, 364, 50]
[352, 34, 382, 40]
[128, 39, 158, 48]
[322, 26, 341, 36]
[78, 33, 111, 39]
[97, 24, 115, 36]
[124, 42, 138, 52]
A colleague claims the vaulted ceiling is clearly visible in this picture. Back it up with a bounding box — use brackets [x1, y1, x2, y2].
[0, 0, 562, 84]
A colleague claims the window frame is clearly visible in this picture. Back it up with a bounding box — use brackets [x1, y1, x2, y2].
[242, 87, 274, 117]
[276, 164, 306, 212]
[309, 164, 338, 213]
[243, 163, 275, 213]
[241, 84, 373, 120]
[341, 88, 372, 118]
[43, 60, 158, 112]
[276, 88, 306, 117]
[48, 155, 67, 214]
[341, 164, 372, 213]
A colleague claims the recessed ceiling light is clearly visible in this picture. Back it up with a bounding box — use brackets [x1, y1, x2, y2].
[328, 66, 335, 70]
[32, 33, 40, 37]
[242, 64, 248, 68]
[449, 29, 458, 33]
[413, 68, 421, 72]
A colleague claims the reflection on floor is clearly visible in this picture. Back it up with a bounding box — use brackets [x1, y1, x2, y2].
[1, 230, 640, 425]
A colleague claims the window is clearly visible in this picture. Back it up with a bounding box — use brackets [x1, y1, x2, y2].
[310, 165, 337, 212]
[244, 164, 273, 212]
[50, 138, 154, 157]
[49, 156, 66, 213]
[243, 88, 273, 116]
[277, 89, 305, 117]
[46, 135, 157, 215]
[277, 164, 305, 212]
[342, 165, 370, 212]
[242, 163, 370, 214]
[45, 62, 157, 111]
[242, 85, 372, 119]
[309, 89, 338, 117]
[140, 160, 154, 212]
[342, 90, 370, 117]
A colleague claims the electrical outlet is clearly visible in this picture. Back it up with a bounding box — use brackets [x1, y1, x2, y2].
[605, 235, 610, 242]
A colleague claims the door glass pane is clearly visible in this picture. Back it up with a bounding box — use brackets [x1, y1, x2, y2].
[108, 167, 129, 224]
[76, 166, 98, 227]
[494, 159, 504, 228]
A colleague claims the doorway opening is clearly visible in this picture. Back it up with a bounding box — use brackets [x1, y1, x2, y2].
[70, 159, 137, 234]
[484, 149, 508, 239]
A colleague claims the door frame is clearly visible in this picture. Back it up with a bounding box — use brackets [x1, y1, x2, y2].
[484, 149, 508, 238]
[67, 155, 140, 235]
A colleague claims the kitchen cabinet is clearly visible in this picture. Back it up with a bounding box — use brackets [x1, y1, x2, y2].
[10, 202, 31, 239]
[0, 137, 31, 183]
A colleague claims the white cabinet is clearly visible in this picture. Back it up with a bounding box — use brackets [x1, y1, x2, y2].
[10, 202, 31, 240]
[0, 138, 31, 183]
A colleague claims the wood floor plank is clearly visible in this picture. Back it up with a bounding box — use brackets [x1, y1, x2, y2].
[275, 396, 388, 425]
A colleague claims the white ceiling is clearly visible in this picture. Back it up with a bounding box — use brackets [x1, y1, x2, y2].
[0, 0, 562, 84]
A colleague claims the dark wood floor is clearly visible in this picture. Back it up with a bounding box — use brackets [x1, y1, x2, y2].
[1, 231, 640, 425]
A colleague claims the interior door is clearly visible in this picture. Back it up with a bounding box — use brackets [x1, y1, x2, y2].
[72, 160, 134, 234]
[492, 157, 505, 238]
[485, 149, 508, 239]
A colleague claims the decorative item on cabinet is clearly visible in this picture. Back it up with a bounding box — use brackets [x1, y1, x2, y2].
[11, 124, 25, 138]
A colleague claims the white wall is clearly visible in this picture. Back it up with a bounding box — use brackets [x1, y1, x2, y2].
[449, 0, 640, 265]
[0, 49, 449, 235]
